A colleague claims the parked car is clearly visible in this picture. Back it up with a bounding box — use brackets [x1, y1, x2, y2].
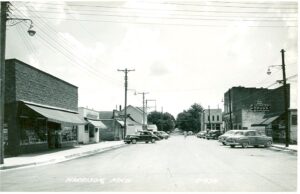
[158, 131, 170, 139]
[196, 131, 207, 138]
[124, 131, 160, 144]
[205, 130, 221, 140]
[218, 130, 241, 145]
[188, 131, 194, 135]
[225, 130, 272, 148]
[153, 131, 164, 140]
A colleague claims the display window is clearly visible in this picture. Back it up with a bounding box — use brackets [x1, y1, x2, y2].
[20, 117, 47, 145]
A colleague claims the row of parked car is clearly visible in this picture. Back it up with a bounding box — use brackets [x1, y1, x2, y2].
[197, 129, 273, 148]
[124, 130, 170, 144]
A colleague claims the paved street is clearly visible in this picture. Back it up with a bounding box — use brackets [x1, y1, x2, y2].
[0, 135, 297, 192]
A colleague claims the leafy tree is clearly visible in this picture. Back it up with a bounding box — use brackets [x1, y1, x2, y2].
[148, 111, 176, 132]
[176, 103, 204, 133]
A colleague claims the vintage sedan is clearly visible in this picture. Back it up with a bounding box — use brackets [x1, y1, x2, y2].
[196, 131, 207, 138]
[225, 130, 272, 148]
[205, 130, 221, 140]
[124, 131, 160, 144]
[218, 130, 242, 145]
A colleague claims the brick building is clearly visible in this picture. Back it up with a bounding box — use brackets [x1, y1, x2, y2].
[223, 85, 297, 143]
[4, 59, 85, 155]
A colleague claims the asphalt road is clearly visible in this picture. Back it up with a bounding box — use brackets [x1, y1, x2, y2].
[0, 135, 297, 192]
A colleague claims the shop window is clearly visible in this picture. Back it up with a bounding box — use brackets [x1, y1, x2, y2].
[61, 125, 77, 142]
[20, 118, 47, 145]
[292, 115, 297, 125]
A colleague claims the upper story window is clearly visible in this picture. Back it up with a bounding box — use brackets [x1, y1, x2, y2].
[292, 115, 297, 125]
[217, 115, 219, 121]
[212, 116, 215, 121]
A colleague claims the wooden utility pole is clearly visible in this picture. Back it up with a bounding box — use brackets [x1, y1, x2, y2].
[281, 49, 289, 147]
[137, 92, 149, 130]
[118, 68, 135, 137]
[0, 2, 8, 165]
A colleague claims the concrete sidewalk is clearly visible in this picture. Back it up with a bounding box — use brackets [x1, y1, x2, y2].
[0, 141, 127, 171]
[271, 143, 297, 152]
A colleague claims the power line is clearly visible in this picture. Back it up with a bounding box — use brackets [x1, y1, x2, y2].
[15, 9, 298, 23]
[22, 2, 298, 14]
[15, 5, 298, 19]
[10, 15, 298, 28]
[138, 1, 298, 10]
[11, 3, 124, 87]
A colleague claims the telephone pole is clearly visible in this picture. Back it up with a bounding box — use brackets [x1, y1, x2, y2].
[281, 49, 289, 147]
[137, 92, 149, 130]
[118, 68, 135, 138]
[0, 2, 8, 165]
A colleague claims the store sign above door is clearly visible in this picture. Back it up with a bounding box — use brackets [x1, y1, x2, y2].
[250, 104, 271, 112]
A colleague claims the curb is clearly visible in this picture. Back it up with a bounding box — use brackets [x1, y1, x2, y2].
[270, 145, 297, 153]
[0, 143, 127, 171]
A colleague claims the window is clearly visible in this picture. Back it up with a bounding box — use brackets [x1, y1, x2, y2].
[292, 115, 297, 125]
[208, 116, 210, 121]
[217, 115, 219, 121]
[212, 116, 215, 121]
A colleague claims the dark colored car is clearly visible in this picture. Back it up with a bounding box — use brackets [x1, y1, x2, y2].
[124, 131, 160, 144]
[205, 130, 221, 140]
[196, 131, 207, 138]
[225, 130, 273, 148]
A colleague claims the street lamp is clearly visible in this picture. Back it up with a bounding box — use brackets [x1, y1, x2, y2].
[0, 2, 36, 164]
[7, 17, 36, 36]
[266, 49, 289, 147]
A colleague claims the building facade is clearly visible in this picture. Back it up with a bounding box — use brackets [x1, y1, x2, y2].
[202, 108, 223, 131]
[78, 107, 106, 144]
[223, 85, 297, 143]
[4, 59, 84, 155]
[99, 110, 124, 141]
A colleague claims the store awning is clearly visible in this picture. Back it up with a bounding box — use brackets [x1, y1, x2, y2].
[260, 115, 280, 125]
[116, 120, 124, 127]
[25, 104, 86, 125]
[87, 119, 107, 129]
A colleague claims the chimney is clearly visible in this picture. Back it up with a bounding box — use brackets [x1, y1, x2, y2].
[119, 105, 122, 111]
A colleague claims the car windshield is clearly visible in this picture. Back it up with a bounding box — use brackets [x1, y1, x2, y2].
[234, 131, 245, 135]
[225, 131, 235, 135]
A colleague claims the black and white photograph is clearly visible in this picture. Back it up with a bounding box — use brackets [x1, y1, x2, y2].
[0, 0, 298, 192]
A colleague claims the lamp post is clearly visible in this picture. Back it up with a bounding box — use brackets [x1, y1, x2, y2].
[267, 49, 289, 147]
[0, 2, 36, 164]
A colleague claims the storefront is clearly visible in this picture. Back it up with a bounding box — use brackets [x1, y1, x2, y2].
[4, 59, 83, 156]
[78, 107, 106, 144]
[5, 101, 85, 155]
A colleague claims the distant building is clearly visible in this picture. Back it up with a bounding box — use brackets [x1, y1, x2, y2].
[4, 59, 85, 155]
[202, 108, 223, 131]
[98, 110, 124, 141]
[223, 85, 297, 143]
[78, 107, 107, 144]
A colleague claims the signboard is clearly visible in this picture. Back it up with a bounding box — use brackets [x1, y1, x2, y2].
[250, 100, 270, 112]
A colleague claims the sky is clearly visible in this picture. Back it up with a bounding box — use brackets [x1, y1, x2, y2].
[5, 0, 298, 117]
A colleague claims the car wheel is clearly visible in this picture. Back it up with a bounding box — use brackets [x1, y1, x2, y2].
[222, 142, 226, 145]
[145, 141, 149, 143]
[242, 142, 249, 148]
[151, 138, 156, 143]
[265, 141, 272, 148]
[254, 145, 259, 148]
[230, 145, 235, 148]
[132, 139, 137, 144]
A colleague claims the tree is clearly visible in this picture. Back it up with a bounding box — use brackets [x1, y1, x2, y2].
[147, 111, 176, 132]
[176, 103, 204, 133]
